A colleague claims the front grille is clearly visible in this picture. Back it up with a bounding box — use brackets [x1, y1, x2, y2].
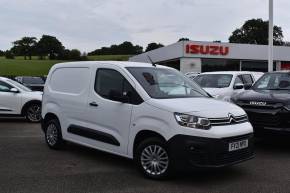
[216, 148, 254, 165]
[209, 114, 248, 126]
[247, 112, 281, 127]
[216, 134, 254, 165]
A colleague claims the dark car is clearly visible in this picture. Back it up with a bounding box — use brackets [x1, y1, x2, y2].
[15, 76, 45, 91]
[232, 71, 290, 135]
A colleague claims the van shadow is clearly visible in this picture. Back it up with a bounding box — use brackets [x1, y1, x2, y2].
[63, 141, 249, 184]
[254, 134, 290, 153]
[0, 117, 26, 122]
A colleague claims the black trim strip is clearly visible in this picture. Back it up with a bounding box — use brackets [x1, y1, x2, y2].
[67, 125, 120, 146]
[0, 109, 12, 112]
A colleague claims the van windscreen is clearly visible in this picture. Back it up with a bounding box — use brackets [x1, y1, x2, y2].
[126, 67, 208, 99]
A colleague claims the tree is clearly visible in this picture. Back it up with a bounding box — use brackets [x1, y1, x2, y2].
[37, 35, 64, 59]
[0, 50, 4, 56]
[229, 18, 284, 45]
[178, 38, 189, 42]
[145, 43, 164, 52]
[4, 50, 15, 59]
[88, 41, 143, 55]
[69, 49, 81, 60]
[12, 37, 37, 60]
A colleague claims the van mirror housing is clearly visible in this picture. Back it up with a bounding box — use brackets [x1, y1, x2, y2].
[10, 88, 20, 93]
[108, 90, 129, 103]
[233, 83, 244, 90]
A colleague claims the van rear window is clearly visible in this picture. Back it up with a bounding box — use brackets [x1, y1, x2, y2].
[50, 67, 90, 94]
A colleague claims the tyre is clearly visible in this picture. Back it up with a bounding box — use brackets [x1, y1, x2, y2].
[135, 137, 172, 180]
[25, 103, 42, 122]
[44, 119, 64, 149]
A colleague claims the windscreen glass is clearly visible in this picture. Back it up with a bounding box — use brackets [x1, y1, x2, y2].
[23, 77, 44, 84]
[126, 67, 208, 99]
[194, 74, 233, 88]
[253, 73, 290, 91]
[6, 79, 32, 92]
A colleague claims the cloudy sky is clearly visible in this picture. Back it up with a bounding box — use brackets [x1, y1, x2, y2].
[1, 0, 290, 52]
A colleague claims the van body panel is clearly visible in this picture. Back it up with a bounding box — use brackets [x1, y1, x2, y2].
[42, 61, 254, 166]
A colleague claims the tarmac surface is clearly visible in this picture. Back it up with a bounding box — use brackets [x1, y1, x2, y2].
[1, 118, 290, 193]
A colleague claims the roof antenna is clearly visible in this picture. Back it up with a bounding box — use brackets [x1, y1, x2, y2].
[147, 55, 156, 67]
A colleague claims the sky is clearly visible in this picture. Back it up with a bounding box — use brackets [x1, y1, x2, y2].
[1, 0, 290, 52]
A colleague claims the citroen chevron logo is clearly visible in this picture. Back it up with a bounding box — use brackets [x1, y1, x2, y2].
[228, 113, 236, 123]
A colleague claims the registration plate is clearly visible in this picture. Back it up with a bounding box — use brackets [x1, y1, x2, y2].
[229, 139, 248, 152]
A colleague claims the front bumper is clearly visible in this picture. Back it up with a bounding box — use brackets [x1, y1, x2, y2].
[244, 108, 290, 133]
[168, 133, 254, 169]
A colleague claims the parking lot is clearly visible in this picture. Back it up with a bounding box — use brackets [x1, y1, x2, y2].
[1, 119, 290, 193]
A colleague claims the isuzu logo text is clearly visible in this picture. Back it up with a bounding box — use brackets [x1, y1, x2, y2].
[185, 44, 229, 55]
[249, 101, 267, 106]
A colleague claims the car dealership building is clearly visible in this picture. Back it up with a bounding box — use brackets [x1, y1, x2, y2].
[129, 41, 290, 73]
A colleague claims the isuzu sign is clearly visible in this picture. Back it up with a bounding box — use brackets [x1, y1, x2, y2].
[185, 44, 229, 56]
[249, 101, 267, 106]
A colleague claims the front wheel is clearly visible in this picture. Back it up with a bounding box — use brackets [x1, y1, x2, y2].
[44, 119, 64, 149]
[25, 103, 41, 122]
[135, 138, 172, 180]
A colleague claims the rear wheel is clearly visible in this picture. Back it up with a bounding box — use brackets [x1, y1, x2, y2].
[25, 103, 41, 122]
[44, 119, 64, 149]
[135, 137, 172, 180]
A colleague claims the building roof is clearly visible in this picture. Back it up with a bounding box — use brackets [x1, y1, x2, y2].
[129, 40, 290, 63]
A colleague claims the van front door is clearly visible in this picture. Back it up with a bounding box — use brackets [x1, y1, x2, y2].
[82, 65, 140, 156]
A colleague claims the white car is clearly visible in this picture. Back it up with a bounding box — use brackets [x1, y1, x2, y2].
[0, 77, 42, 122]
[41, 61, 254, 179]
[194, 71, 264, 102]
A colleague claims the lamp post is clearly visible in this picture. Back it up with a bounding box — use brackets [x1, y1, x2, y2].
[268, 0, 274, 72]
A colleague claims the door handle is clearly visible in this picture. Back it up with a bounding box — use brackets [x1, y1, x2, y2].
[89, 102, 99, 107]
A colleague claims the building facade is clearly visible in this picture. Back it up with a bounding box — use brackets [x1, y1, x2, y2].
[129, 41, 290, 73]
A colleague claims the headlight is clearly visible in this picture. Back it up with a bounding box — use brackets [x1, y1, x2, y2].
[174, 113, 211, 130]
[222, 96, 232, 102]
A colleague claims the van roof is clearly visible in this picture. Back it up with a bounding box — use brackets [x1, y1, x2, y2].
[0, 76, 9, 81]
[53, 61, 166, 68]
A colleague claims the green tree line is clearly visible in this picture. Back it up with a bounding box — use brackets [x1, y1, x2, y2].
[1, 18, 288, 60]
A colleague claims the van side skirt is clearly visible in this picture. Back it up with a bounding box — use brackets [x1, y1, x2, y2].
[67, 125, 120, 146]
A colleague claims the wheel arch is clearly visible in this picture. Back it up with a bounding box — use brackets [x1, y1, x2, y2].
[21, 100, 42, 116]
[133, 130, 166, 158]
[41, 112, 60, 132]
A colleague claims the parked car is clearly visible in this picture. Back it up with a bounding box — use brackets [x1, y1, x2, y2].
[232, 71, 290, 135]
[0, 76, 42, 122]
[185, 72, 200, 80]
[15, 76, 45, 91]
[42, 61, 254, 179]
[194, 71, 264, 101]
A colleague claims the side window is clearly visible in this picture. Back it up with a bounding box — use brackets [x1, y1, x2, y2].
[0, 81, 13, 92]
[234, 76, 243, 85]
[50, 67, 90, 94]
[95, 69, 143, 105]
[242, 74, 254, 85]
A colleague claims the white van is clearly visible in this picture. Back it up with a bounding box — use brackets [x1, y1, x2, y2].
[42, 61, 254, 179]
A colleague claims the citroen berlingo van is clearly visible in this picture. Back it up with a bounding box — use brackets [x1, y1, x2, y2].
[41, 61, 254, 179]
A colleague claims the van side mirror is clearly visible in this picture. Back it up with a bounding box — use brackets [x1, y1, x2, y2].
[108, 90, 129, 103]
[10, 88, 19, 93]
[233, 83, 244, 90]
[244, 84, 252, 90]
